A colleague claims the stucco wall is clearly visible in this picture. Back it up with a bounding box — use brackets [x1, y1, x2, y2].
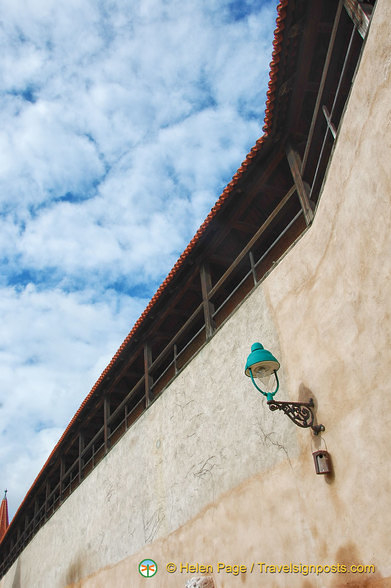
[2, 1, 391, 586]
[0, 239, 300, 588]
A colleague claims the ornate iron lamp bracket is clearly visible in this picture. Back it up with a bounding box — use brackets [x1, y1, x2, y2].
[267, 398, 325, 435]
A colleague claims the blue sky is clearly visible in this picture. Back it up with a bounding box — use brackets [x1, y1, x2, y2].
[0, 0, 278, 518]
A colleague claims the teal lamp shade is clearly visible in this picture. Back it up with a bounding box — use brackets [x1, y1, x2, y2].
[245, 342, 280, 378]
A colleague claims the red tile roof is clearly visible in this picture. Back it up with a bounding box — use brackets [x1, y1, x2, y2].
[2, 0, 289, 542]
[0, 493, 9, 543]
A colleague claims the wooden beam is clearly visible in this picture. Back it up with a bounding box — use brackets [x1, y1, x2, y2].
[230, 220, 259, 235]
[59, 457, 65, 503]
[119, 369, 143, 383]
[166, 307, 190, 319]
[108, 375, 145, 426]
[81, 426, 103, 458]
[150, 332, 172, 344]
[322, 105, 337, 139]
[210, 253, 235, 268]
[344, 0, 370, 38]
[108, 266, 201, 394]
[104, 396, 110, 454]
[206, 148, 285, 255]
[286, 144, 314, 225]
[144, 344, 153, 407]
[45, 480, 50, 521]
[200, 263, 216, 340]
[249, 251, 257, 287]
[209, 184, 296, 299]
[324, 16, 359, 136]
[174, 344, 178, 375]
[286, 0, 323, 135]
[59, 426, 84, 461]
[149, 303, 203, 375]
[301, 0, 344, 174]
[309, 19, 360, 202]
[33, 497, 38, 528]
[78, 432, 84, 483]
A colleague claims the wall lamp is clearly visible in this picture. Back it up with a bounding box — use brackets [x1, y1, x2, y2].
[245, 343, 325, 435]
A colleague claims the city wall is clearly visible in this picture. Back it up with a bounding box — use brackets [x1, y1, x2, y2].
[2, 1, 391, 586]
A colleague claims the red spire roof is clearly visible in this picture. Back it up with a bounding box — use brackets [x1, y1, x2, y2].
[0, 491, 9, 543]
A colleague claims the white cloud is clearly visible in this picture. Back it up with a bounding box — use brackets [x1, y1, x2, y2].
[1, 100, 105, 208]
[0, 284, 147, 516]
[0, 0, 278, 518]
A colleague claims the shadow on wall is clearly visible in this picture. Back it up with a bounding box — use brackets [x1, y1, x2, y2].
[11, 558, 21, 588]
[298, 384, 336, 483]
[331, 542, 383, 587]
[65, 554, 86, 587]
[297, 384, 314, 404]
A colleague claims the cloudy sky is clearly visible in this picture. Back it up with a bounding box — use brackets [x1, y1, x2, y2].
[0, 0, 278, 519]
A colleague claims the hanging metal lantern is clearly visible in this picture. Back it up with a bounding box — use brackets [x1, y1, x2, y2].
[312, 450, 332, 474]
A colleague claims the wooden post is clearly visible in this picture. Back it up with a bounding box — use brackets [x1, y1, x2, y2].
[59, 458, 65, 503]
[249, 251, 257, 287]
[322, 105, 337, 139]
[174, 344, 178, 375]
[45, 480, 50, 520]
[33, 497, 38, 529]
[343, 0, 370, 39]
[286, 144, 314, 225]
[200, 263, 216, 340]
[144, 343, 153, 407]
[301, 0, 344, 173]
[78, 432, 84, 483]
[104, 396, 110, 454]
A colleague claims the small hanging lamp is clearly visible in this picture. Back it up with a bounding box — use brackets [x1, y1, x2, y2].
[245, 342, 324, 435]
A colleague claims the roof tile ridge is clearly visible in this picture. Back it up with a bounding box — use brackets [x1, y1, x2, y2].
[263, 0, 288, 132]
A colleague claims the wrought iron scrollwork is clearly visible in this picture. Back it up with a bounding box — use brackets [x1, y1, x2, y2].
[267, 398, 325, 435]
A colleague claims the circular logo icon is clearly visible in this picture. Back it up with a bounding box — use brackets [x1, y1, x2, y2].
[139, 559, 158, 577]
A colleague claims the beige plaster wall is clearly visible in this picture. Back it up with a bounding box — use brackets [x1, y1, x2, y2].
[0, 267, 300, 588]
[2, 1, 391, 586]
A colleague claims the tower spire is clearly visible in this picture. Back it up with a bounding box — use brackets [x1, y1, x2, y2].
[0, 489, 9, 542]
